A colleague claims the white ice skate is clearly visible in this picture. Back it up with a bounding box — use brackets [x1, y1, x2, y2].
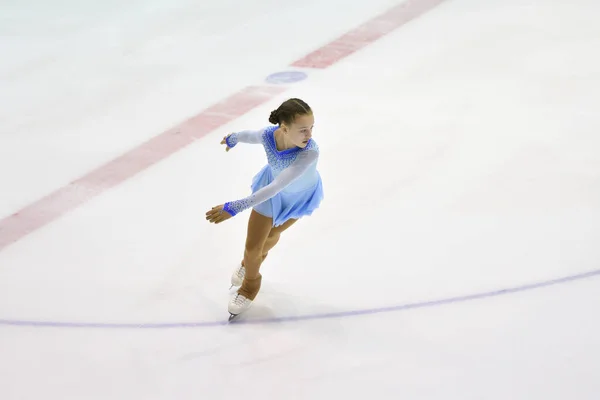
[228, 293, 253, 321]
[230, 262, 245, 289]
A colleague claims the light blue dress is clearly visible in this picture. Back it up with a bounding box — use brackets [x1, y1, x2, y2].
[223, 125, 324, 227]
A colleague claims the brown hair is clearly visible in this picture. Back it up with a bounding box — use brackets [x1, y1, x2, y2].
[268, 98, 312, 126]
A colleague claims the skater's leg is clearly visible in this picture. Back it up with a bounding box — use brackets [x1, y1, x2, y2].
[233, 215, 298, 290]
[242, 210, 273, 280]
[260, 217, 298, 260]
[236, 212, 300, 300]
[241, 243, 272, 267]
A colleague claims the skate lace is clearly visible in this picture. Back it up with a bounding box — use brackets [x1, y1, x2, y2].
[236, 266, 245, 278]
[233, 294, 248, 306]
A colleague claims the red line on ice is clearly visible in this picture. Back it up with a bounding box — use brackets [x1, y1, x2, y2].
[0, 0, 446, 252]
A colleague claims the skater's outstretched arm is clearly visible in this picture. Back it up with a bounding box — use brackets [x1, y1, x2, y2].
[205, 150, 318, 223]
[221, 128, 264, 151]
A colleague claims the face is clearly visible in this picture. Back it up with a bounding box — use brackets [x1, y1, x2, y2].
[282, 113, 314, 148]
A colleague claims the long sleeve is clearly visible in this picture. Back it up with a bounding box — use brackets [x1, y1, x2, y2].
[225, 128, 265, 148]
[223, 150, 318, 216]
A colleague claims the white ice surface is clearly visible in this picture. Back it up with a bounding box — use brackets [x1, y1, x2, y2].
[1, 0, 599, 399]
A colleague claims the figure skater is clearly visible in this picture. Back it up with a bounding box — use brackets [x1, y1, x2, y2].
[205, 98, 324, 319]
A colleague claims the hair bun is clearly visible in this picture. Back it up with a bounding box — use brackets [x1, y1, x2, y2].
[268, 109, 279, 125]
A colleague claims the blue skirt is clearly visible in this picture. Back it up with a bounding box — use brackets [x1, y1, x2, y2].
[250, 165, 324, 227]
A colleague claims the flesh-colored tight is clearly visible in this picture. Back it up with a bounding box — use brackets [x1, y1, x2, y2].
[237, 210, 297, 300]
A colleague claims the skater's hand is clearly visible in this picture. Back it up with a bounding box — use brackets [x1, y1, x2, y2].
[206, 204, 233, 224]
[221, 135, 232, 152]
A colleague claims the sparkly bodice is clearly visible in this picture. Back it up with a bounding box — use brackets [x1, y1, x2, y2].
[222, 125, 320, 216]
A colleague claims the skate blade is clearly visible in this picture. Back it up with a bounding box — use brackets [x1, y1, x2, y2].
[228, 313, 239, 322]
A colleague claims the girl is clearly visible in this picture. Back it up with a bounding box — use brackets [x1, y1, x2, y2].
[205, 98, 324, 319]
